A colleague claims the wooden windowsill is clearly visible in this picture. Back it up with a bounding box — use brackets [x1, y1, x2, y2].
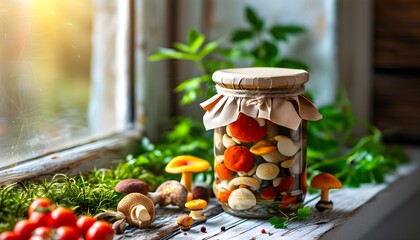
[115, 147, 420, 240]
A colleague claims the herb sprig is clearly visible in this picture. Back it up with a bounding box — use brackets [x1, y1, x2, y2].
[268, 206, 311, 229]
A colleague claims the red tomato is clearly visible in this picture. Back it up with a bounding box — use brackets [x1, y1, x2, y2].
[54, 226, 80, 240]
[28, 198, 53, 217]
[85, 221, 114, 240]
[13, 219, 38, 240]
[76, 216, 96, 236]
[48, 207, 77, 228]
[32, 226, 52, 238]
[0, 231, 20, 240]
[29, 211, 51, 227]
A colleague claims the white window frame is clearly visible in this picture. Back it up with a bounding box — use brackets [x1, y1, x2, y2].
[0, 0, 173, 185]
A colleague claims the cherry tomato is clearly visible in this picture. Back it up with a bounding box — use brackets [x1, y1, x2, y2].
[28, 198, 53, 217]
[32, 226, 52, 238]
[85, 221, 114, 240]
[0, 231, 20, 240]
[48, 207, 77, 228]
[13, 219, 38, 240]
[54, 226, 80, 240]
[29, 211, 51, 228]
[76, 216, 96, 236]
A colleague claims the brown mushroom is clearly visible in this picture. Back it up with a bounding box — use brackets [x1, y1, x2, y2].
[227, 113, 266, 143]
[185, 199, 208, 222]
[224, 146, 254, 172]
[117, 193, 155, 228]
[165, 155, 210, 192]
[310, 173, 343, 211]
[114, 179, 150, 195]
[191, 186, 210, 202]
[177, 215, 194, 231]
[96, 192, 156, 233]
[148, 180, 188, 209]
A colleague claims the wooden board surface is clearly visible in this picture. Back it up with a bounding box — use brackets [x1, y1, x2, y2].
[114, 149, 420, 240]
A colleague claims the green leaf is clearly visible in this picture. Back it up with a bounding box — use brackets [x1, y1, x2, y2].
[268, 217, 287, 229]
[245, 6, 263, 31]
[297, 206, 311, 220]
[269, 25, 305, 40]
[175, 75, 211, 105]
[198, 39, 223, 58]
[173, 42, 193, 54]
[148, 48, 199, 61]
[231, 30, 254, 42]
[188, 28, 200, 46]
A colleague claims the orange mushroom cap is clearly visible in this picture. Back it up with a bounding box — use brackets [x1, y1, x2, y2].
[227, 113, 266, 143]
[214, 162, 234, 181]
[185, 199, 208, 210]
[310, 173, 342, 190]
[165, 155, 210, 192]
[224, 146, 254, 172]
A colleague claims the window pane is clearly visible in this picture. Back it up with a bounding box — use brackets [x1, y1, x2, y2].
[0, 0, 131, 169]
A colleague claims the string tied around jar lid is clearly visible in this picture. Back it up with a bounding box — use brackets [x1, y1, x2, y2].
[215, 85, 305, 106]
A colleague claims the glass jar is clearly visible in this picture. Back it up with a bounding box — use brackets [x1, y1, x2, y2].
[201, 67, 322, 218]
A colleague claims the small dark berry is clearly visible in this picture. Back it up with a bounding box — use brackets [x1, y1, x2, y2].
[220, 226, 226, 231]
[200, 226, 207, 233]
[184, 232, 188, 236]
[261, 229, 266, 234]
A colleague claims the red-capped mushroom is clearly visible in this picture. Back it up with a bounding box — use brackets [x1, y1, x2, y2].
[227, 113, 266, 143]
[215, 162, 234, 181]
[261, 186, 278, 200]
[224, 146, 254, 172]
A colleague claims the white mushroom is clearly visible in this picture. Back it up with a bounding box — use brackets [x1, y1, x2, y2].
[256, 118, 266, 127]
[215, 155, 225, 163]
[228, 188, 257, 210]
[214, 129, 224, 151]
[249, 140, 289, 163]
[274, 135, 300, 157]
[280, 152, 300, 169]
[222, 134, 236, 148]
[255, 163, 280, 180]
[227, 177, 260, 191]
[289, 152, 302, 175]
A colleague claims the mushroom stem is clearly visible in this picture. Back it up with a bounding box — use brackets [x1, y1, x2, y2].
[320, 190, 330, 202]
[190, 209, 205, 221]
[130, 205, 151, 226]
[180, 172, 193, 192]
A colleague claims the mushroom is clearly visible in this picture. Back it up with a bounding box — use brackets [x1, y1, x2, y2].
[214, 128, 224, 151]
[274, 135, 300, 157]
[222, 133, 237, 148]
[289, 152, 302, 175]
[228, 188, 256, 210]
[185, 199, 208, 222]
[216, 188, 232, 203]
[224, 146, 254, 172]
[276, 176, 295, 192]
[214, 162, 234, 181]
[96, 193, 155, 233]
[227, 177, 260, 210]
[261, 186, 278, 200]
[255, 163, 280, 180]
[310, 173, 343, 211]
[177, 215, 194, 231]
[148, 180, 188, 209]
[227, 177, 260, 191]
[250, 140, 289, 163]
[114, 179, 150, 195]
[191, 186, 210, 202]
[165, 155, 210, 192]
[227, 113, 266, 143]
